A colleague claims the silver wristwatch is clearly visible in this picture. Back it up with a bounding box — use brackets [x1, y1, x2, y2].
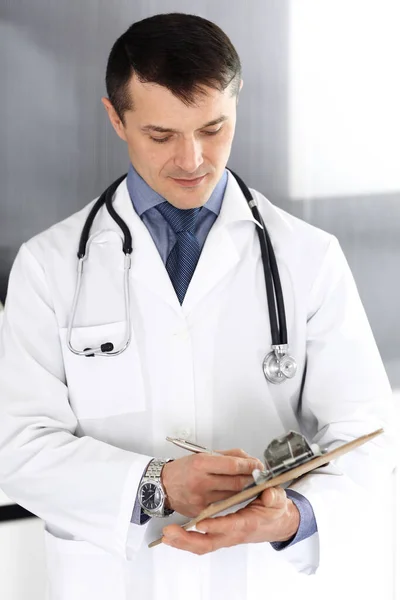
[138, 458, 175, 518]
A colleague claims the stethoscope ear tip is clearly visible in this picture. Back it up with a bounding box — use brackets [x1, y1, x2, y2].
[83, 348, 95, 358]
[83, 342, 114, 357]
[100, 342, 114, 353]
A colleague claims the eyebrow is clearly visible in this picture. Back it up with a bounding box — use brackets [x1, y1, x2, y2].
[140, 115, 228, 134]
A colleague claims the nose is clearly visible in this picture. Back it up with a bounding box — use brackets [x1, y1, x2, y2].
[173, 137, 203, 174]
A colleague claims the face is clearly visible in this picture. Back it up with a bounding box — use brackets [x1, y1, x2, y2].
[102, 73, 242, 209]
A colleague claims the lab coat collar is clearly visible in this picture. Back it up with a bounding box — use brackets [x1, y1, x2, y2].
[108, 170, 261, 315]
[214, 169, 262, 231]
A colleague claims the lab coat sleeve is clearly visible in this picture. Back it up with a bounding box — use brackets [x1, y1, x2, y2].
[0, 243, 153, 560]
[279, 236, 397, 576]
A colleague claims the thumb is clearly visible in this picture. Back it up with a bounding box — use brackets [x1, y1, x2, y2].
[260, 487, 286, 508]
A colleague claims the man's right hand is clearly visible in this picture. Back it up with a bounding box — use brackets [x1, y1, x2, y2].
[160, 449, 264, 518]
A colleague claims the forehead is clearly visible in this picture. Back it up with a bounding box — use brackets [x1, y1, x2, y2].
[125, 73, 236, 127]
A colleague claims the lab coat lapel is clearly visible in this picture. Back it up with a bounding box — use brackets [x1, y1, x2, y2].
[107, 172, 260, 316]
[182, 170, 262, 315]
[111, 181, 182, 313]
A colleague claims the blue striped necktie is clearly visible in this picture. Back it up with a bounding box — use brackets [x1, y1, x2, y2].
[155, 202, 201, 304]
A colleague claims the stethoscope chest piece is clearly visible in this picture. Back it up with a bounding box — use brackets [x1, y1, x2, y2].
[263, 346, 297, 384]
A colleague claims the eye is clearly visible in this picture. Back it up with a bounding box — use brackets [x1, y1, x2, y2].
[202, 128, 222, 136]
[150, 136, 171, 144]
[149, 127, 222, 144]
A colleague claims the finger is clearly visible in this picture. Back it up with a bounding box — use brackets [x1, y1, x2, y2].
[162, 524, 185, 541]
[196, 513, 244, 537]
[198, 454, 262, 476]
[209, 473, 255, 493]
[260, 487, 287, 508]
[216, 448, 251, 458]
[162, 524, 227, 555]
[216, 449, 264, 471]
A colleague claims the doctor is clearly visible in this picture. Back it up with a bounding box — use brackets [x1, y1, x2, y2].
[0, 12, 395, 600]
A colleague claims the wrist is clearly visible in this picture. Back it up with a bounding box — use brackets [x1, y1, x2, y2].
[138, 458, 174, 517]
[160, 460, 173, 510]
[275, 499, 300, 542]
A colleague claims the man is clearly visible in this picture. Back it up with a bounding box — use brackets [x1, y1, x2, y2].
[0, 12, 395, 600]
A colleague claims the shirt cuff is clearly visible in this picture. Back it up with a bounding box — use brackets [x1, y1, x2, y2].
[130, 459, 154, 526]
[270, 488, 318, 551]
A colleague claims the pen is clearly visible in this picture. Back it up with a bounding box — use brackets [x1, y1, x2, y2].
[166, 436, 224, 456]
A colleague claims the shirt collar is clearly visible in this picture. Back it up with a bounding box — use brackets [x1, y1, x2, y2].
[126, 162, 228, 217]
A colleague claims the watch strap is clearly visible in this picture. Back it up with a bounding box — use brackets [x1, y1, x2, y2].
[144, 458, 170, 480]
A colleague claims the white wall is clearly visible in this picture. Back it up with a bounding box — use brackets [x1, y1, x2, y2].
[288, 0, 400, 199]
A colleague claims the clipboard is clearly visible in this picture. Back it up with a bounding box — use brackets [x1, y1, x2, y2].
[149, 428, 383, 548]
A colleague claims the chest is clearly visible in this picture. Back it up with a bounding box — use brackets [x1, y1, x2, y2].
[55, 223, 309, 460]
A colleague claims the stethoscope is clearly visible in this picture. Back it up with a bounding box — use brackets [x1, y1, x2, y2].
[67, 169, 297, 384]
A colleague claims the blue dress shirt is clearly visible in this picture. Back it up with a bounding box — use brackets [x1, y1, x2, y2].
[126, 163, 317, 549]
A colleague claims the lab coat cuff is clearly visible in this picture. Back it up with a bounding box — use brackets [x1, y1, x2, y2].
[131, 459, 154, 525]
[119, 453, 155, 559]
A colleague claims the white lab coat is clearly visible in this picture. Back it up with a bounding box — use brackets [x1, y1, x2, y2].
[0, 172, 395, 600]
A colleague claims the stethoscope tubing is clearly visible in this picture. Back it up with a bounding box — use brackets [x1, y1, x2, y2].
[225, 169, 287, 347]
[77, 173, 129, 259]
[68, 228, 132, 357]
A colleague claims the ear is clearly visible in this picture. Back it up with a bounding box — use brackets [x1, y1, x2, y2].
[101, 97, 128, 142]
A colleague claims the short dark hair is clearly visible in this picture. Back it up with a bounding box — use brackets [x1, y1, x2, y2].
[105, 13, 242, 124]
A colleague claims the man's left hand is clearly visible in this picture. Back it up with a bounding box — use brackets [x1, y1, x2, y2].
[162, 487, 300, 554]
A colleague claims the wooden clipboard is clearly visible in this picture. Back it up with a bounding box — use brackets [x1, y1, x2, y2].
[149, 428, 383, 548]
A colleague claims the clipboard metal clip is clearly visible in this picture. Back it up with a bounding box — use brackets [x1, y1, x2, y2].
[251, 430, 329, 486]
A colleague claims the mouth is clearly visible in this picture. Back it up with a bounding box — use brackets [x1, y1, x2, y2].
[171, 174, 207, 188]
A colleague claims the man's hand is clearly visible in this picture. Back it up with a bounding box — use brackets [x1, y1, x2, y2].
[161, 449, 264, 518]
[161, 486, 300, 554]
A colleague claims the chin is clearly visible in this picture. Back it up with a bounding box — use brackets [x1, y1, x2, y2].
[165, 190, 208, 209]
[172, 198, 205, 210]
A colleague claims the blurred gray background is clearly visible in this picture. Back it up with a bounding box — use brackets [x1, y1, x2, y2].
[1, 0, 399, 388]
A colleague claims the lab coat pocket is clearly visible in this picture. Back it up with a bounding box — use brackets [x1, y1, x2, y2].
[43, 527, 128, 600]
[58, 321, 146, 419]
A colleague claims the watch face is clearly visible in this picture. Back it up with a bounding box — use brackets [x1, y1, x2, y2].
[140, 482, 163, 511]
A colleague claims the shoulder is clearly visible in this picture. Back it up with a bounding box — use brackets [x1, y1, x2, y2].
[250, 187, 333, 248]
[248, 187, 345, 295]
[249, 186, 338, 260]
[24, 197, 99, 263]
[24, 176, 129, 263]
